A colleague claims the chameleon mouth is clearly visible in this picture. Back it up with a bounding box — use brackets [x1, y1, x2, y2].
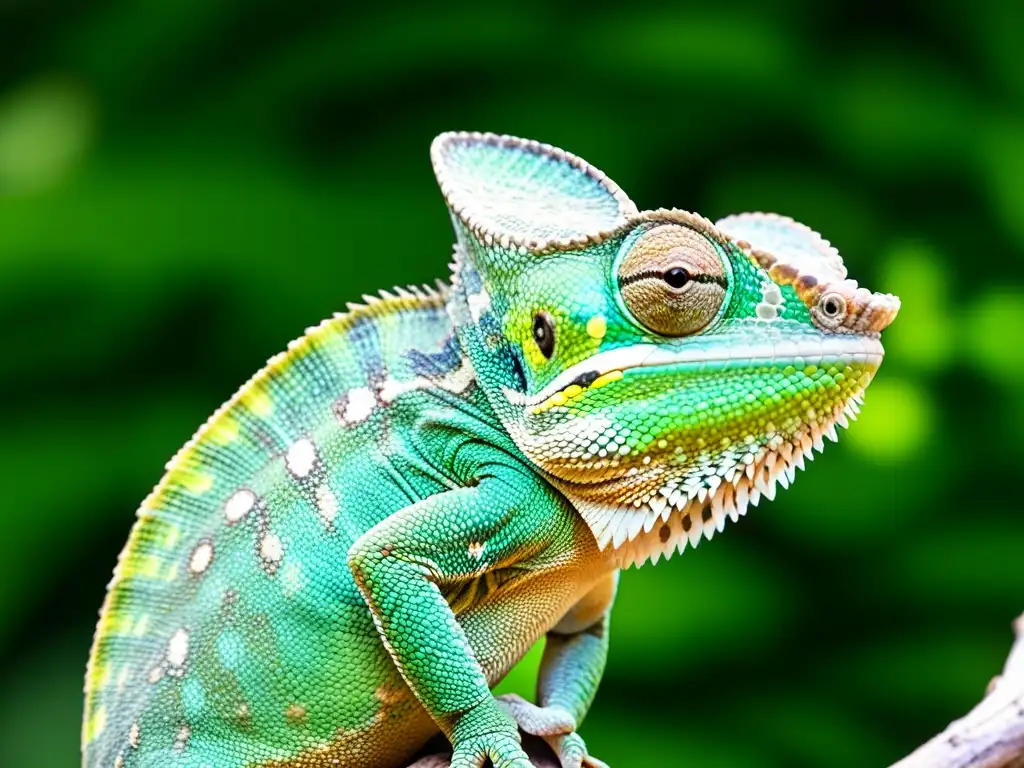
[506, 334, 884, 415]
[506, 334, 884, 566]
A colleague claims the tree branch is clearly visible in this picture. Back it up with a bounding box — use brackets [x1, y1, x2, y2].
[408, 735, 560, 768]
[891, 613, 1024, 768]
[408, 615, 1024, 768]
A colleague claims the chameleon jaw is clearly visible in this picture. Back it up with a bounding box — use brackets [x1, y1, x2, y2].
[551, 386, 868, 569]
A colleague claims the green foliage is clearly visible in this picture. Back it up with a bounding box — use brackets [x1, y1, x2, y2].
[0, 2, 1021, 765]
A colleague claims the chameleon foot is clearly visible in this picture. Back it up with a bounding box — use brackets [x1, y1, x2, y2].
[496, 695, 607, 768]
[449, 731, 534, 768]
[449, 700, 535, 768]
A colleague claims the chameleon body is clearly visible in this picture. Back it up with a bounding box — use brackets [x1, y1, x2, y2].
[83, 133, 900, 768]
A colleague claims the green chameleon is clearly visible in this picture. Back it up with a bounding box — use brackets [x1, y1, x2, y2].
[83, 132, 900, 768]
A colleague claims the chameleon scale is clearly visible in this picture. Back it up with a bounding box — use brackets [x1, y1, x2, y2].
[83, 132, 899, 768]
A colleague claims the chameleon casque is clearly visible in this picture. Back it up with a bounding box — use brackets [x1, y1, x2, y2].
[83, 132, 900, 768]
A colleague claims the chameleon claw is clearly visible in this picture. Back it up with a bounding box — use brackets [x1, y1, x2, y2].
[542, 732, 609, 768]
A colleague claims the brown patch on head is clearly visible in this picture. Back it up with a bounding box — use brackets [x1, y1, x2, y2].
[769, 263, 800, 282]
[659, 524, 671, 543]
[796, 274, 818, 291]
[751, 249, 776, 270]
[284, 703, 307, 725]
[719, 211, 901, 333]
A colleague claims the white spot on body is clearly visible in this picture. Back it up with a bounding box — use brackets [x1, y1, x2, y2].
[173, 724, 191, 752]
[756, 282, 784, 320]
[379, 358, 476, 404]
[166, 628, 190, 674]
[467, 286, 492, 322]
[281, 562, 306, 597]
[342, 387, 376, 424]
[762, 284, 783, 305]
[379, 377, 414, 403]
[188, 540, 214, 575]
[440, 357, 476, 395]
[286, 438, 316, 478]
[315, 484, 339, 527]
[224, 489, 255, 524]
[129, 721, 140, 749]
[467, 541, 486, 560]
[260, 532, 284, 566]
[116, 665, 131, 692]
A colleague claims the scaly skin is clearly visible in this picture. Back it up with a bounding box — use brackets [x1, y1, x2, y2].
[83, 132, 899, 768]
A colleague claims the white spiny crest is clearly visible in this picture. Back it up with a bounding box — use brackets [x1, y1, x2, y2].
[577, 396, 864, 570]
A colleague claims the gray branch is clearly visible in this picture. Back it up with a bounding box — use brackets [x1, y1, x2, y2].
[891, 613, 1024, 768]
[407, 615, 1024, 768]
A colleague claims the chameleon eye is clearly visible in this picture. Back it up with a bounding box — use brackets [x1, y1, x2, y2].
[532, 311, 556, 359]
[617, 224, 727, 337]
[663, 267, 691, 289]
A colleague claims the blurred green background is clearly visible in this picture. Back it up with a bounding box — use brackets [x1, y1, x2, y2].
[1, 1, 1023, 765]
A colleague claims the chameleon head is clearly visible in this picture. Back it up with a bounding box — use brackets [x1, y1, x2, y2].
[433, 133, 900, 567]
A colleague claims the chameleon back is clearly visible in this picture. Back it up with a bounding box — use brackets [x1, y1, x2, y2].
[83, 287, 479, 767]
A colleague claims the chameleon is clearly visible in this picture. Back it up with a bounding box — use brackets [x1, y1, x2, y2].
[83, 131, 900, 768]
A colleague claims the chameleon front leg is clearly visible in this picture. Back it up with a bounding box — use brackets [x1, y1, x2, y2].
[498, 572, 617, 768]
[348, 458, 575, 768]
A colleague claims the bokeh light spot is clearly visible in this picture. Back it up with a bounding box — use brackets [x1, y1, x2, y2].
[979, 117, 1024, 248]
[845, 377, 933, 462]
[879, 241, 953, 371]
[964, 290, 1024, 384]
[0, 77, 95, 195]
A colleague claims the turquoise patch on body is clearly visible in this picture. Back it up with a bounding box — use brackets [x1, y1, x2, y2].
[217, 628, 246, 670]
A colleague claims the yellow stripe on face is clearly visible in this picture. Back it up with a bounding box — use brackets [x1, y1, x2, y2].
[532, 370, 625, 414]
[590, 370, 623, 389]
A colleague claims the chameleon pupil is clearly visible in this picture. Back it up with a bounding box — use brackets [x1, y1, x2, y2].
[532, 312, 556, 359]
[663, 267, 691, 289]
